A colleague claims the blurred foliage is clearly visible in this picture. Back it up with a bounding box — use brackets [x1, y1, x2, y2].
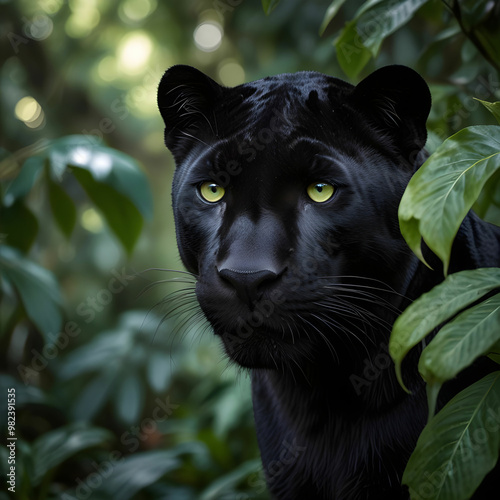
[1, 0, 499, 499]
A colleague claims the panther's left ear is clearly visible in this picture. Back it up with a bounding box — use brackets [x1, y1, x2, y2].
[157, 65, 224, 156]
[352, 65, 431, 159]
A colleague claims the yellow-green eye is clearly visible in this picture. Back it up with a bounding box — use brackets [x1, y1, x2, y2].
[307, 182, 335, 203]
[199, 182, 225, 203]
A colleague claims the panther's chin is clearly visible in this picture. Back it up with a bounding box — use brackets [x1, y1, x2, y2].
[217, 329, 310, 370]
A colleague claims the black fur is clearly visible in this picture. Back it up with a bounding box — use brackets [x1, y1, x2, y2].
[158, 65, 500, 499]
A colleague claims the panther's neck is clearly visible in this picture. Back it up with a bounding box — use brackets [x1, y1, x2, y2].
[250, 366, 427, 499]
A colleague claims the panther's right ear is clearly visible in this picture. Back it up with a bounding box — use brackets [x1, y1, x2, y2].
[157, 65, 224, 153]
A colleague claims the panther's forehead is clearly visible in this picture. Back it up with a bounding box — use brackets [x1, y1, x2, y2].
[243, 71, 352, 103]
[222, 71, 354, 136]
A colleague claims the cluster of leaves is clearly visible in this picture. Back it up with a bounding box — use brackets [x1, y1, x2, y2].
[265, 0, 500, 79]
[0, 136, 152, 342]
[389, 100, 500, 499]
[0, 136, 262, 499]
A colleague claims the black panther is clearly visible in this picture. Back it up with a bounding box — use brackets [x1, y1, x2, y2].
[157, 65, 500, 499]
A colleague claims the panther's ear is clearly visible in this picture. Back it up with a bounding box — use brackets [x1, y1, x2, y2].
[157, 65, 224, 153]
[352, 65, 431, 160]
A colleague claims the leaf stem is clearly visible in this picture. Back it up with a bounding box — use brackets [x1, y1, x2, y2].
[442, 0, 500, 72]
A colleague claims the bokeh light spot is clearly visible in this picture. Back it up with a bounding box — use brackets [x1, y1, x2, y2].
[15, 96, 41, 122]
[15, 96, 45, 129]
[193, 22, 223, 52]
[81, 208, 104, 233]
[26, 15, 53, 41]
[96, 56, 118, 82]
[39, 0, 64, 14]
[65, 0, 100, 38]
[119, 0, 157, 22]
[218, 61, 245, 86]
[117, 32, 153, 75]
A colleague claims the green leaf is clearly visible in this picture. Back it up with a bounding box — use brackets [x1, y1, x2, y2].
[319, 0, 347, 35]
[72, 368, 119, 421]
[403, 372, 500, 500]
[476, 99, 500, 124]
[399, 125, 500, 274]
[3, 156, 44, 206]
[419, 293, 500, 385]
[0, 201, 38, 252]
[47, 178, 77, 239]
[420, 293, 500, 414]
[146, 351, 172, 392]
[114, 371, 144, 424]
[62, 145, 152, 221]
[44, 136, 152, 220]
[355, 0, 429, 56]
[44, 135, 104, 179]
[335, 21, 373, 79]
[71, 167, 144, 254]
[261, 0, 281, 15]
[0, 245, 63, 342]
[31, 423, 112, 485]
[390, 268, 500, 391]
[97, 450, 181, 500]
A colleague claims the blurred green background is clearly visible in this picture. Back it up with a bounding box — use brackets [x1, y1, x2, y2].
[1, 0, 499, 499]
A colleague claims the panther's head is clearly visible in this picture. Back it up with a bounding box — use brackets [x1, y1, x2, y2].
[158, 65, 431, 371]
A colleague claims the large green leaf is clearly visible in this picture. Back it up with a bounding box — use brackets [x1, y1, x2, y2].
[390, 268, 500, 391]
[334, 0, 429, 78]
[403, 371, 500, 500]
[71, 167, 144, 254]
[399, 125, 500, 274]
[0, 245, 63, 342]
[419, 293, 500, 414]
[419, 293, 500, 384]
[319, 0, 347, 35]
[335, 20, 372, 80]
[31, 423, 112, 485]
[355, 0, 429, 56]
[55, 139, 153, 221]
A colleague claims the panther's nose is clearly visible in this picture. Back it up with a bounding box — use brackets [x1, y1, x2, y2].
[218, 267, 280, 308]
